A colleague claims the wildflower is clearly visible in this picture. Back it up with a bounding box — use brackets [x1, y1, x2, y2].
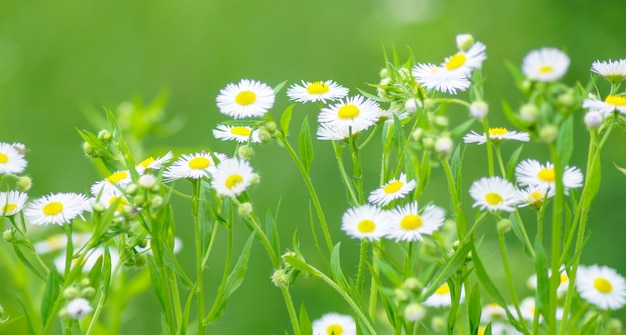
[591, 59, 626, 83]
[516, 184, 552, 209]
[163, 152, 228, 182]
[412, 63, 470, 95]
[368, 173, 416, 206]
[423, 282, 464, 308]
[442, 41, 487, 75]
[469, 100, 488, 119]
[0, 142, 28, 175]
[435, 136, 453, 156]
[576, 265, 626, 310]
[463, 128, 530, 145]
[216, 79, 275, 119]
[318, 95, 380, 134]
[135, 151, 173, 174]
[480, 303, 507, 324]
[469, 176, 518, 212]
[91, 188, 131, 214]
[404, 303, 426, 322]
[90, 170, 132, 196]
[386, 202, 445, 242]
[519, 297, 537, 321]
[316, 122, 355, 141]
[341, 204, 389, 241]
[584, 110, 604, 129]
[212, 124, 261, 143]
[0, 190, 28, 216]
[54, 246, 121, 274]
[137, 174, 157, 190]
[455, 33, 475, 51]
[527, 268, 570, 296]
[515, 159, 583, 192]
[582, 94, 626, 117]
[522, 47, 570, 82]
[312, 312, 357, 335]
[65, 298, 93, 319]
[24, 193, 89, 225]
[286, 80, 349, 103]
[209, 158, 254, 197]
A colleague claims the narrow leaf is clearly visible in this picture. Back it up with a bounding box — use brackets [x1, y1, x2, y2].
[299, 303, 312, 335]
[298, 116, 314, 173]
[40, 266, 63, 326]
[556, 116, 574, 166]
[280, 105, 295, 137]
[330, 243, 348, 290]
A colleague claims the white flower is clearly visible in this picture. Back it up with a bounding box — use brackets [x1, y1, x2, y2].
[584, 110, 605, 128]
[480, 303, 507, 324]
[423, 282, 464, 308]
[0, 142, 28, 175]
[480, 323, 523, 335]
[91, 188, 130, 214]
[341, 204, 389, 241]
[522, 47, 570, 82]
[526, 267, 570, 296]
[591, 59, 626, 83]
[515, 159, 583, 193]
[209, 158, 254, 197]
[163, 152, 228, 182]
[576, 264, 626, 310]
[412, 63, 470, 95]
[469, 176, 518, 212]
[312, 312, 357, 335]
[463, 128, 530, 145]
[469, 100, 488, 119]
[135, 151, 173, 174]
[212, 124, 261, 143]
[379, 108, 410, 124]
[385, 202, 445, 242]
[54, 246, 120, 274]
[368, 173, 416, 206]
[316, 122, 355, 141]
[318, 95, 380, 134]
[582, 95, 626, 117]
[66, 298, 93, 319]
[216, 79, 275, 119]
[441, 41, 487, 75]
[519, 297, 537, 321]
[516, 184, 552, 209]
[24, 193, 89, 225]
[33, 232, 91, 254]
[455, 34, 475, 51]
[287, 80, 349, 103]
[0, 190, 28, 216]
[90, 170, 132, 196]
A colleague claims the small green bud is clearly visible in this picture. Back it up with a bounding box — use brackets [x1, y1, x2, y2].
[411, 128, 423, 142]
[584, 111, 604, 129]
[2, 230, 14, 242]
[271, 269, 291, 288]
[519, 104, 538, 123]
[81, 287, 96, 299]
[606, 318, 623, 334]
[63, 286, 80, 300]
[539, 125, 559, 144]
[394, 288, 409, 302]
[138, 174, 157, 190]
[469, 100, 488, 119]
[264, 121, 277, 134]
[237, 145, 255, 160]
[125, 184, 138, 195]
[401, 277, 423, 292]
[557, 90, 576, 108]
[132, 195, 145, 205]
[404, 303, 426, 322]
[58, 308, 69, 319]
[237, 202, 254, 217]
[92, 202, 106, 212]
[150, 196, 164, 209]
[82, 142, 94, 156]
[452, 240, 461, 250]
[258, 129, 272, 143]
[405, 98, 421, 114]
[97, 129, 112, 141]
[422, 137, 435, 150]
[377, 77, 392, 99]
[456, 34, 475, 51]
[423, 98, 436, 111]
[435, 136, 453, 156]
[379, 68, 389, 78]
[520, 79, 532, 93]
[16, 176, 32, 192]
[80, 278, 91, 287]
[434, 116, 449, 128]
[250, 173, 261, 186]
[497, 219, 512, 234]
[398, 67, 411, 80]
[431, 316, 446, 332]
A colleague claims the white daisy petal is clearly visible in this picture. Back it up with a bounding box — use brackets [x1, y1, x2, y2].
[318, 95, 380, 134]
[90, 170, 133, 196]
[516, 184, 553, 209]
[385, 202, 444, 242]
[0, 142, 28, 175]
[209, 158, 255, 197]
[163, 152, 228, 182]
[514, 159, 583, 193]
[591, 59, 626, 83]
[66, 298, 93, 319]
[312, 312, 357, 335]
[341, 204, 389, 241]
[463, 128, 530, 145]
[582, 95, 626, 117]
[442, 41, 487, 75]
[576, 265, 626, 310]
[522, 47, 570, 82]
[216, 79, 275, 119]
[212, 124, 261, 143]
[412, 63, 470, 95]
[287, 80, 349, 103]
[135, 151, 174, 174]
[469, 176, 518, 212]
[24, 192, 89, 225]
[423, 282, 464, 308]
[368, 173, 416, 206]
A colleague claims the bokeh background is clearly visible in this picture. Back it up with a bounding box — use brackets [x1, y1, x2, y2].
[1, 0, 626, 333]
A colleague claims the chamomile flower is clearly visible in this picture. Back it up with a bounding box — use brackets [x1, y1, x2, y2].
[442, 41, 487, 75]
[0, 190, 28, 216]
[216, 79, 275, 119]
[515, 159, 583, 192]
[480, 303, 508, 324]
[209, 158, 254, 197]
[66, 298, 93, 319]
[341, 204, 389, 241]
[368, 173, 416, 206]
[312, 313, 357, 335]
[0, 142, 28, 175]
[412, 63, 470, 95]
[385, 202, 445, 242]
[591, 59, 626, 83]
[527, 268, 570, 296]
[90, 170, 132, 196]
[576, 264, 626, 310]
[463, 128, 530, 145]
[287, 80, 349, 103]
[163, 152, 228, 182]
[516, 184, 552, 209]
[212, 124, 261, 143]
[423, 282, 464, 308]
[24, 192, 89, 225]
[135, 151, 173, 174]
[582, 94, 626, 117]
[318, 95, 380, 134]
[519, 297, 537, 321]
[522, 47, 570, 82]
[316, 122, 354, 141]
[469, 176, 518, 212]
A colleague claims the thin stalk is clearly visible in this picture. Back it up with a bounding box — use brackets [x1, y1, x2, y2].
[368, 241, 381, 320]
[441, 159, 465, 238]
[332, 141, 359, 205]
[191, 180, 206, 335]
[204, 214, 233, 325]
[494, 145, 507, 178]
[547, 143, 564, 333]
[481, 118, 495, 177]
[497, 229, 528, 332]
[356, 240, 368, 292]
[201, 220, 220, 269]
[513, 211, 535, 258]
[348, 132, 365, 204]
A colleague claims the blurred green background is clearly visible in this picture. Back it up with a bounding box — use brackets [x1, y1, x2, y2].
[1, 0, 626, 333]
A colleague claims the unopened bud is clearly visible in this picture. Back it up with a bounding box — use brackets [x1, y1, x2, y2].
[264, 121, 277, 134]
[81, 287, 96, 299]
[422, 137, 435, 150]
[258, 129, 272, 143]
[456, 34, 475, 51]
[97, 129, 112, 141]
[557, 90, 576, 108]
[80, 278, 91, 287]
[431, 316, 446, 332]
[606, 318, 623, 334]
[519, 104, 538, 123]
[138, 174, 157, 190]
[65, 298, 93, 319]
[394, 288, 409, 302]
[405, 98, 421, 114]
[470, 100, 488, 119]
[379, 68, 389, 78]
[402, 277, 423, 292]
[237, 145, 255, 160]
[539, 125, 559, 144]
[92, 202, 106, 213]
[82, 142, 94, 156]
[63, 286, 80, 300]
[584, 110, 604, 129]
[237, 202, 253, 217]
[434, 116, 449, 128]
[250, 173, 261, 186]
[16, 176, 32, 192]
[150, 196, 164, 209]
[125, 184, 138, 195]
[404, 303, 426, 322]
[411, 128, 423, 142]
[271, 269, 291, 288]
[435, 136, 453, 155]
[497, 219, 512, 234]
[2, 230, 14, 242]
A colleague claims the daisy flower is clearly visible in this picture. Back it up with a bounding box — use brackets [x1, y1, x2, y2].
[469, 176, 518, 212]
[423, 282, 464, 308]
[209, 158, 254, 197]
[135, 151, 173, 174]
[515, 159, 583, 192]
[412, 63, 470, 95]
[316, 122, 355, 141]
[287, 80, 349, 103]
[91, 188, 131, 214]
[216, 79, 275, 119]
[318, 95, 380, 134]
[519, 297, 537, 321]
[591, 59, 626, 83]
[527, 267, 570, 296]
[90, 170, 133, 196]
[368, 173, 416, 206]
[582, 94, 626, 117]
[0, 142, 28, 175]
[311, 312, 356, 335]
[516, 184, 552, 209]
[385, 202, 445, 242]
[480, 303, 508, 324]
[0, 190, 28, 216]
[341, 204, 389, 241]
[576, 264, 626, 310]
[379, 108, 411, 124]
[24, 192, 89, 225]
[442, 41, 487, 75]
[163, 152, 228, 182]
[463, 128, 530, 145]
[212, 124, 261, 143]
[66, 298, 93, 319]
[478, 324, 523, 335]
[522, 47, 570, 82]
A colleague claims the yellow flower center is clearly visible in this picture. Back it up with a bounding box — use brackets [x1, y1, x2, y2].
[560, 273, 568, 284]
[0, 153, 8, 163]
[188, 157, 211, 170]
[337, 104, 360, 119]
[485, 192, 503, 205]
[46, 235, 65, 250]
[400, 214, 422, 231]
[357, 219, 376, 233]
[139, 157, 155, 168]
[43, 202, 63, 216]
[235, 90, 256, 105]
[435, 283, 450, 295]
[326, 324, 344, 335]
[538, 65, 554, 73]
[530, 191, 544, 202]
[109, 196, 128, 212]
[225, 174, 243, 190]
[383, 181, 403, 194]
[537, 168, 555, 182]
[107, 171, 129, 183]
[605, 95, 626, 106]
[594, 277, 613, 293]
[1, 203, 17, 213]
[488, 127, 508, 136]
[306, 81, 330, 94]
[445, 52, 466, 70]
[230, 126, 252, 136]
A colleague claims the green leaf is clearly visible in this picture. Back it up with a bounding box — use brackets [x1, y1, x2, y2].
[534, 236, 549, 320]
[273, 80, 288, 95]
[330, 243, 348, 290]
[265, 202, 281, 258]
[556, 116, 574, 166]
[468, 283, 482, 335]
[280, 105, 295, 137]
[580, 313, 599, 335]
[147, 256, 169, 312]
[40, 266, 63, 326]
[501, 100, 529, 132]
[299, 303, 312, 335]
[581, 157, 601, 208]
[421, 240, 472, 299]
[449, 118, 477, 138]
[16, 300, 35, 335]
[12, 243, 46, 281]
[298, 116, 314, 174]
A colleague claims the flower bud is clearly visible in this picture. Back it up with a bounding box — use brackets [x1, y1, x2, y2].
[150, 196, 164, 209]
[2, 230, 14, 242]
[431, 316, 446, 332]
[125, 184, 138, 195]
[469, 100, 488, 119]
[271, 269, 291, 288]
[80, 278, 91, 287]
[402, 277, 423, 292]
[97, 129, 112, 141]
[264, 121, 277, 134]
[557, 91, 576, 108]
[411, 128, 423, 142]
[250, 173, 261, 186]
[405, 98, 421, 114]
[92, 202, 106, 213]
[606, 318, 623, 334]
[16, 176, 32, 192]
[434, 116, 449, 128]
[404, 303, 426, 322]
[394, 288, 409, 302]
[377, 77, 392, 99]
[65, 298, 93, 319]
[237, 202, 254, 217]
[456, 34, 475, 51]
[539, 125, 559, 144]
[379, 67, 389, 78]
[82, 142, 94, 156]
[258, 129, 272, 143]
[424, 98, 436, 111]
[81, 287, 96, 299]
[138, 174, 157, 190]
[237, 145, 255, 160]
[584, 110, 604, 129]
[63, 286, 80, 300]
[497, 219, 512, 234]
[519, 104, 538, 123]
[422, 137, 435, 150]
[435, 136, 453, 156]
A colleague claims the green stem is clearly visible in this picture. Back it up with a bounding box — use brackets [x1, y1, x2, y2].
[332, 141, 360, 206]
[441, 159, 466, 239]
[497, 229, 528, 332]
[368, 241, 381, 320]
[547, 144, 563, 333]
[356, 240, 368, 292]
[481, 117, 495, 177]
[348, 133, 365, 204]
[204, 213, 234, 324]
[494, 145, 507, 178]
[191, 180, 206, 335]
[513, 211, 535, 259]
[280, 287, 301, 335]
